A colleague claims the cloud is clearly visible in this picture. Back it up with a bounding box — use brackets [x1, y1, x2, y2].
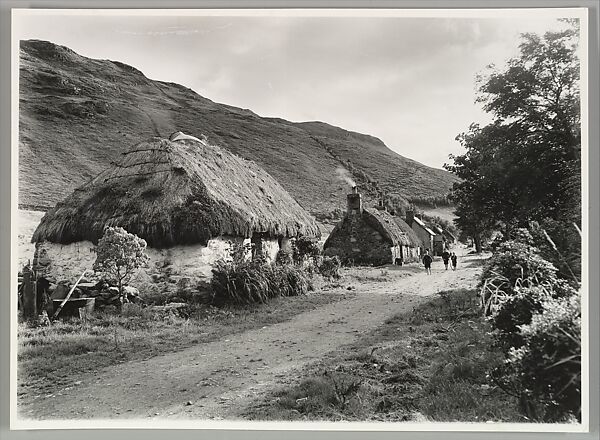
[116, 28, 203, 36]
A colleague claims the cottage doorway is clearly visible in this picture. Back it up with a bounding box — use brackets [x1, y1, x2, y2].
[251, 233, 262, 260]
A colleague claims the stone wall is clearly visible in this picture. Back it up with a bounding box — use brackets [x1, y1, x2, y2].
[324, 215, 396, 266]
[143, 237, 248, 282]
[412, 224, 433, 254]
[33, 236, 251, 284]
[401, 245, 420, 262]
[262, 237, 281, 262]
[33, 240, 97, 282]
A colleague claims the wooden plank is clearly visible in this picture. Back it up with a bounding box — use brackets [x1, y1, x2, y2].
[51, 270, 88, 320]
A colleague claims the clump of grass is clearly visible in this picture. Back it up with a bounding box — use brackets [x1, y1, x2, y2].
[210, 242, 316, 305]
[210, 259, 312, 305]
[250, 370, 365, 421]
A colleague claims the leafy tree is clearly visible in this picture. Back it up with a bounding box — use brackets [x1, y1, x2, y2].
[445, 22, 581, 251]
[93, 227, 149, 304]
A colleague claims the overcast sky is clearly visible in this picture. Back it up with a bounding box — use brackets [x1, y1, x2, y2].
[13, 11, 573, 169]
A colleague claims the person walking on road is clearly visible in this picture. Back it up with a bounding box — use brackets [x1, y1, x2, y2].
[422, 249, 433, 275]
[451, 252, 458, 271]
[442, 249, 450, 270]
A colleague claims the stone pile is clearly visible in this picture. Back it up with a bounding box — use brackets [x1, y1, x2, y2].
[48, 279, 143, 308]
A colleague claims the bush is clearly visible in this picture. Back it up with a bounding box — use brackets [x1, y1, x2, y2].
[175, 278, 212, 304]
[494, 293, 581, 422]
[211, 259, 271, 305]
[273, 264, 312, 296]
[319, 256, 342, 280]
[479, 236, 560, 317]
[480, 239, 559, 295]
[275, 249, 293, 266]
[210, 243, 312, 305]
[93, 227, 149, 303]
[481, 225, 581, 422]
[293, 237, 321, 264]
[490, 286, 547, 351]
[137, 282, 170, 305]
[530, 220, 582, 283]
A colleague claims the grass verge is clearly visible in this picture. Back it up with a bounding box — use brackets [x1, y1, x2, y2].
[242, 288, 524, 422]
[17, 289, 352, 402]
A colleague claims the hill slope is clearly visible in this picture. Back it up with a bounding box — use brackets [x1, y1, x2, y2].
[18, 39, 458, 216]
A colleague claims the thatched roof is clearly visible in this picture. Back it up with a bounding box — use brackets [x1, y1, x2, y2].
[331, 208, 420, 246]
[392, 216, 423, 248]
[413, 216, 437, 236]
[360, 208, 417, 247]
[432, 225, 444, 235]
[443, 229, 457, 242]
[32, 137, 320, 247]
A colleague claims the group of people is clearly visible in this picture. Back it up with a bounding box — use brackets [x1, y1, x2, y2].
[421, 249, 457, 275]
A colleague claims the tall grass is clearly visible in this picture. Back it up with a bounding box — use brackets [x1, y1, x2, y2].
[210, 258, 312, 305]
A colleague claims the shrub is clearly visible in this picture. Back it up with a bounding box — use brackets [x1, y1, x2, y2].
[93, 227, 149, 304]
[530, 220, 582, 283]
[175, 278, 211, 304]
[494, 293, 581, 422]
[293, 237, 321, 264]
[490, 286, 547, 351]
[482, 225, 581, 422]
[210, 259, 273, 305]
[273, 264, 311, 296]
[210, 241, 312, 306]
[137, 282, 170, 305]
[480, 239, 558, 294]
[319, 255, 342, 280]
[479, 237, 559, 317]
[275, 248, 293, 266]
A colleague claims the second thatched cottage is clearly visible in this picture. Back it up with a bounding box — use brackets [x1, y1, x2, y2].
[405, 210, 437, 255]
[323, 188, 422, 266]
[31, 135, 320, 283]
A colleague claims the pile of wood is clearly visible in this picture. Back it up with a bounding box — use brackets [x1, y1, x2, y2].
[50, 280, 143, 308]
[18, 264, 145, 321]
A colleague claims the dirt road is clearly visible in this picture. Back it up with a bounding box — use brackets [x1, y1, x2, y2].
[19, 248, 486, 420]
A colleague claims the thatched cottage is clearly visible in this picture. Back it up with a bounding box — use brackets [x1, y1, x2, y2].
[432, 225, 446, 255]
[31, 136, 320, 282]
[323, 188, 422, 266]
[405, 211, 437, 255]
[442, 229, 457, 244]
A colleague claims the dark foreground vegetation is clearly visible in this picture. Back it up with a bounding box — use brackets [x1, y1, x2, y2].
[481, 227, 581, 422]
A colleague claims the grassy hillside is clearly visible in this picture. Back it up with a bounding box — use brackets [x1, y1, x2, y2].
[19, 40, 458, 216]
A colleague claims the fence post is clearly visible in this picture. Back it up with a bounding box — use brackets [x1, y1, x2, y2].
[22, 265, 37, 320]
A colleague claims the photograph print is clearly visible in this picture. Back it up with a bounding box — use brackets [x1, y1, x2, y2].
[11, 8, 589, 431]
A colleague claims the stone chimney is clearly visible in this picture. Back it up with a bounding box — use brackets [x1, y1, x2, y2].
[406, 210, 414, 226]
[347, 186, 363, 216]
